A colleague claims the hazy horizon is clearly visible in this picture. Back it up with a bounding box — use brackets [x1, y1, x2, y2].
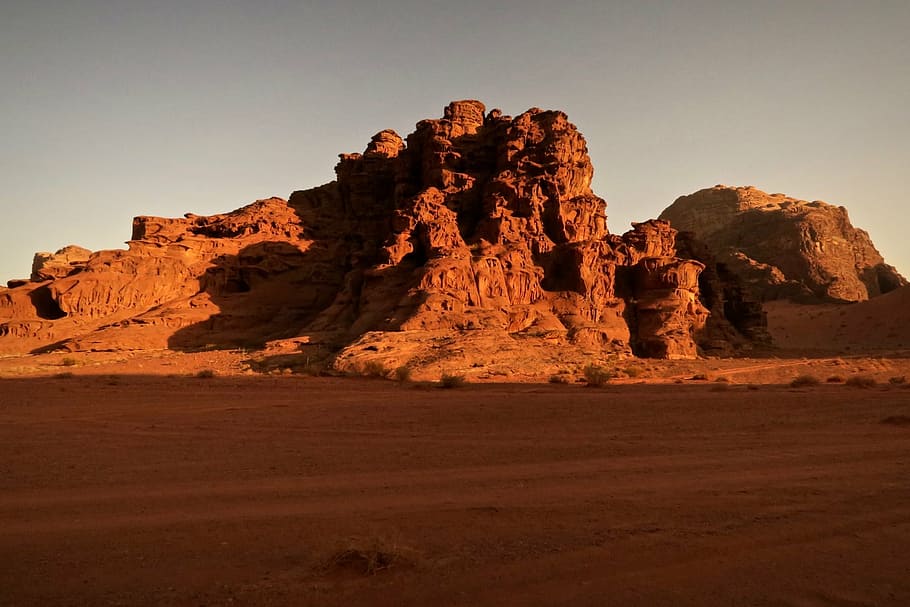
[2, 1, 908, 282]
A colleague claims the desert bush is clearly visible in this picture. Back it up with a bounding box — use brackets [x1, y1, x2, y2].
[53, 372, 74, 379]
[583, 364, 613, 387]
[845, 375, 876, 389]
[440, 372, 466, 389]
[195, 369, 216, 379]
[826, 375, 845, 384]
[61, 357, 77, 367]
[549, 374, 569, 384]
[689, 373, 708, 381]
[888, 376, 907, 385]
[393, 365, 412, 382]
[326, 536, 414, 576]
[790, 374, 820, 388]
[330, 547, 400, 575]
[714, 375, 730, 383]
[362, 360, 388, 378]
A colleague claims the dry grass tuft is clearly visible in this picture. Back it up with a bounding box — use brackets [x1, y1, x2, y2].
[583, 364, 613, 387]
[440, 372, 466, 389]
[325, 536, 415, 576]
[195, 369, 216, 379]
[361, 360, 388, 378]
[790, 374, 820, 388]
[845, 375, 876, 389]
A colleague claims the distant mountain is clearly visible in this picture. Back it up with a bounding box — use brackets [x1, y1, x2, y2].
[660, 185, 906, 302]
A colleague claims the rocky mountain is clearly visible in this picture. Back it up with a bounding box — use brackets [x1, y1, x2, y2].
[1, 102, 760, 371]
[660, 186, 906, 302]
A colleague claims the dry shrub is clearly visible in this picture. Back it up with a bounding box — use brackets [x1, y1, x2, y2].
[790, 374, 820, 388]
[361, 360, 388, 378]
[714, 376, 730, 383]
[61, 357, 77, 367]
[325, 536, 414, 576]
[440, 372, 466, 389]
[888, 376, 907, 385]
[583, 364, 613, 387]
[549, 375, 569, 384]
[196, 369, 216, 379]
[53, 372, 74, 379]
[845, 375, 876, 389]
[826, 375, 845, 384]
[393, 365, 412, 382]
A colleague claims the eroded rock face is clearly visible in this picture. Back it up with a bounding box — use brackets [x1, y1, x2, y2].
[1, 101, 714, 365]
[660, 186, 907, 302]
[30, 245, 92, 282]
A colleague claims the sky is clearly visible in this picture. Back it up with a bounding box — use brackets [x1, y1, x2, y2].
[2, 0, 908, 282]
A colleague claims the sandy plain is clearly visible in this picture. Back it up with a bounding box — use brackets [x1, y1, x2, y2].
[1, 360, 909, 606]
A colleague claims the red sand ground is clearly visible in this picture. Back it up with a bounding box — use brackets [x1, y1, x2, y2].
[766, 286, 910, 353]
[2, 374, 909, 606]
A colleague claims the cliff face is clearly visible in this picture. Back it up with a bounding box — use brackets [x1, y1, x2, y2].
[1, 101, 718, 367]
[660, 186, 906, 302]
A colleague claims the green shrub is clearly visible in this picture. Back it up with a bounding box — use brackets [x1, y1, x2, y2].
[583, 364, 613, 387]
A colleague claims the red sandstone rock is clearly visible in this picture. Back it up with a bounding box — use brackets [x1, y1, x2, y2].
[0, 102, 720, 365]
[31, 245, 92, 282]
[660, 186, 907, 302]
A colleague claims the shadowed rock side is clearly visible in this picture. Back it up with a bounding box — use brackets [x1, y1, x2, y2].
[673, 231, 771, 355]
[660, 185, 907, 303]
[1, 101, 721, 368]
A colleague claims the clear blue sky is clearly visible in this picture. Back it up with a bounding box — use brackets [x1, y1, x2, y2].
[2, 0, 908, 282]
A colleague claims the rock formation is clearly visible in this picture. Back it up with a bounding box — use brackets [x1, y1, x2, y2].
[1, 101, 731, 370]
[660, 186, 906, 302]
[30, 245, 92, 282]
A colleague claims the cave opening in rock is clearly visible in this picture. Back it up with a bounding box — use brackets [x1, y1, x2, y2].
[28, 285, 66, 320]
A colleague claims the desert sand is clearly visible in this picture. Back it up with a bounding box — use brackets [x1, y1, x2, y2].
[2, 368, 909, 606]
